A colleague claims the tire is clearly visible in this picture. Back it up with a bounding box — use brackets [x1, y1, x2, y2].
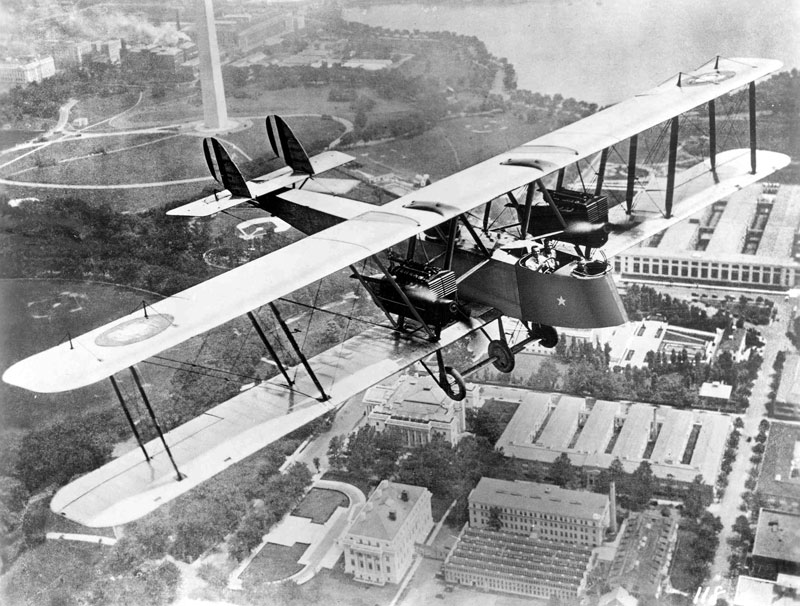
[488, 339, 515, 373]
[441, 366, 467, 401]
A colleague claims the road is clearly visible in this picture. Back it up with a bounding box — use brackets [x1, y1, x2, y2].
[0, 104, 353, 190]
[700, 294, 797, 604]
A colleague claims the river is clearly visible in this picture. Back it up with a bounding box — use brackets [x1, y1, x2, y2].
[344, 0, 799, 104]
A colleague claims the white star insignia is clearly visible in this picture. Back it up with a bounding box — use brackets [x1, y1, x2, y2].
[557, 296, 566, 306]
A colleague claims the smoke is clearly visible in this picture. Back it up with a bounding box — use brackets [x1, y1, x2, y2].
[55, 9, 190, 46]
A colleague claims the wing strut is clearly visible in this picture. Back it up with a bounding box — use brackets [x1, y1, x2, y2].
[109, 375, 150, 463]
[269, 303, 329, 401]
[519, 183, 536, 240]
[595, 148, 609, 196]
[665, 116, 680, 218]
[625, 135, 638, 214]
[247, 311, 293, 387]
[349, 264, 401, 331]
[129, 366, 184, 481]
[708, 99, 717, 177]
[749, 81, 757, 174]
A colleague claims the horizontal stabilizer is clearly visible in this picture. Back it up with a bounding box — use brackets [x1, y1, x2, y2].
[308, 150, 355, 175]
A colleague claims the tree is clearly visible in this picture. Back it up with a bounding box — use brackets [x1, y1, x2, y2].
[628, 461, 656, 511]
[15, 418, 114, 492]
[487, 506, 503, 531]
[683, 475, 710, 520]
[550, 453, 578, 488]
[327, 435, 346, 471]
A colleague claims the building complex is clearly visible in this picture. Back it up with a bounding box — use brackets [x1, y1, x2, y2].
[494, 390, 731, 495]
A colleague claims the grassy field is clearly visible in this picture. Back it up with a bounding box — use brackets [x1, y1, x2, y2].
[291, 487, 349, 524]
[349, 112, 550, 180]
[0, 278, 202, 430]
[241, 542, 309, 584]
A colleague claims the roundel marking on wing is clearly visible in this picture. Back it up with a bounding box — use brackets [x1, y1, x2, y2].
[682, 70, 736, 86]
[95, 314, 174, 347]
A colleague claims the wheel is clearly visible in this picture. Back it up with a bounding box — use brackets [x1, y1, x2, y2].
[488, 339, 515, 373]
[536, 325, 558, 348]
[440, 366, 467, 401]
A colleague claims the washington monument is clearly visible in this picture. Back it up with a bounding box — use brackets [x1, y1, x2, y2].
[195, 0, 232, 131]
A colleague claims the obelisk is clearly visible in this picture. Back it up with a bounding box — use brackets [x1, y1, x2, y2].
[195, 0, 229, 130]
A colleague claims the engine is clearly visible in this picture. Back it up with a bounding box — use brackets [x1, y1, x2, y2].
[373, 259, 462, 332]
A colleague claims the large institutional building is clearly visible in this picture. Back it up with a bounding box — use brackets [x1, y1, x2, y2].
[0, 56, 56, 85]
[340, 481, 433, 585]
[614, 182, 800, 291]
[364, 375, 468, 446]
[468, 478, 611, 546]
[757, 423, 800, 513]
[443, 478, 605, 600]
[494, 390, 731, 495]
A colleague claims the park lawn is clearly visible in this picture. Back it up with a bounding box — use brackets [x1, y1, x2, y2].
[73, 92, 142, 126]
[0, 279, 193, 431]
[299, 557, 399, 606]
[242, 542, 308, 584]
[13, 134, 209, 185]
[291, 488, 349, 524]
[349, 112, 548, 180]
[2, 132, 207, 181]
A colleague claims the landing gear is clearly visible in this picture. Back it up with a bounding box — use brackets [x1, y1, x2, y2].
[488, 339, 515, 373]
[531, 324, 558, 348]
[440, 366, 467, 401]
[425, 349, 466, 401]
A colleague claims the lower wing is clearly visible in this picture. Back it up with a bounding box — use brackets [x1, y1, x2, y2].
[50, 312, 496, 527]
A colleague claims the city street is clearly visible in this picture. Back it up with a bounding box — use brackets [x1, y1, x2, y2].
[700, 293, 797, 604]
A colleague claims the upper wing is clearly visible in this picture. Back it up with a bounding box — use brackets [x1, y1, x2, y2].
[3, 57, 785, 393]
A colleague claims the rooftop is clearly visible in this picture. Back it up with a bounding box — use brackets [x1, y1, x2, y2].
[629, 184, 800, 265]
[494, 388, 732, 485]
[368, 375, 462, 424]
[699, 381, 733, 400]
[347, 481, 429, 542]
[608, 510, 678, 598]
[753, 509, 800, 563]
[777, 355, 800, 405]
[733, 575, 800, 606]
[470, 477, 609, 521]
[759, 186, 800, 258]
[757, 422, 800, 502]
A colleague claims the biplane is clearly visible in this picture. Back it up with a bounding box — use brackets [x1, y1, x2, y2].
[3, 56, 790, 528]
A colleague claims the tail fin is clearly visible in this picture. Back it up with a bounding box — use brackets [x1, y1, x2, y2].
[203, 138, 253, 199]
[265, 115, 315, 175]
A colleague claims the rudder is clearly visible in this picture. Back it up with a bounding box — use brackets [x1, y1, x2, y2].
[266, 115, 315, 175]
[203, 138, 252, 199]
